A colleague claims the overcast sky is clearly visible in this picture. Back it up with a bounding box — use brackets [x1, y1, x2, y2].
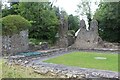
[50, 0, 100, 27]
[50, 0, 100, 15]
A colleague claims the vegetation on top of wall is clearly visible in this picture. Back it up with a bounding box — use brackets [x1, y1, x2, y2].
[67, 30, 75, 37]
[2, 15, 31, 35]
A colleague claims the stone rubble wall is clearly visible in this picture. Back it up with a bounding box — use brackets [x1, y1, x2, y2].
[72, 19, 119, 50]
[32, 63, 118, 79]
[28, 42, 49, 52]
[9, 59, 118, 79]
[8, 49, 119, 79]
[67, 36, 75, 46]
[99, 42, 119, 49]
[2, 30, 29, 56]
[56, 13, 68, 48]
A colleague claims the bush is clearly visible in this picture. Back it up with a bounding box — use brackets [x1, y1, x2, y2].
[67, 30, 75, 37]
[29, 38, 41, 45]
[2, 15, 31, 35]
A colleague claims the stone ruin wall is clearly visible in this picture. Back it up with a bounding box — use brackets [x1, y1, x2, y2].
[56, 14, 68, 48]
[71, 19, 119, 50]
[72, 19, 101, 49]
[2, 30, 29, 56]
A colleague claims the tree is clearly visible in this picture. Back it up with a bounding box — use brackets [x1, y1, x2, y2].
[17, 2, 59, 43]
[68, 14, 79, 32]
[94, 2, 120, 42]
[2, 2, 59, 43]
[0, 1, 2, 17]
[76, 0, 92, 28]
[2, 0, 19, 17]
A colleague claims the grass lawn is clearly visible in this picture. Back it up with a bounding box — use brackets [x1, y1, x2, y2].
[44, 52, 118, 72]
[0, 59, 52, 79]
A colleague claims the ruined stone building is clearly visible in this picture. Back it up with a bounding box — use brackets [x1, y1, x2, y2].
[72, 19, 102, 49]
[72, 19, 119, 50]
[2, 30, 29, 56]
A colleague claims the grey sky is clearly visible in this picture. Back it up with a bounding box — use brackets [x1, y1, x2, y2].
[50, 0, 100, 16]
[50, 0, 100, 28]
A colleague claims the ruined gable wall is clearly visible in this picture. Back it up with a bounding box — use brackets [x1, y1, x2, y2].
[71, 19, 119, 50]
[72, 19, 101, 49]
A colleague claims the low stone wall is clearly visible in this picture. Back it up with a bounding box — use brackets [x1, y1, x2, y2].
[101, 42, 119, 49]
[7, 48, 119, 79]
[2, 30, 29, 56]
[28, 42, 49, 52]
[8, 59, 118, 79]
[8, 48, 67, 60]
[32, 63, 118, 79]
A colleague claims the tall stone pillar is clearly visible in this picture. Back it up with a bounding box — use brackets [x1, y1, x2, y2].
[56, 14, 68, 48]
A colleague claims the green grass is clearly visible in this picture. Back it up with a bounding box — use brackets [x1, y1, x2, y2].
[44, 52, 118, 72]
[0, 59, 52, 79]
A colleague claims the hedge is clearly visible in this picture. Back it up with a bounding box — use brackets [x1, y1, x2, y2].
[2, 15, 31, 35]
